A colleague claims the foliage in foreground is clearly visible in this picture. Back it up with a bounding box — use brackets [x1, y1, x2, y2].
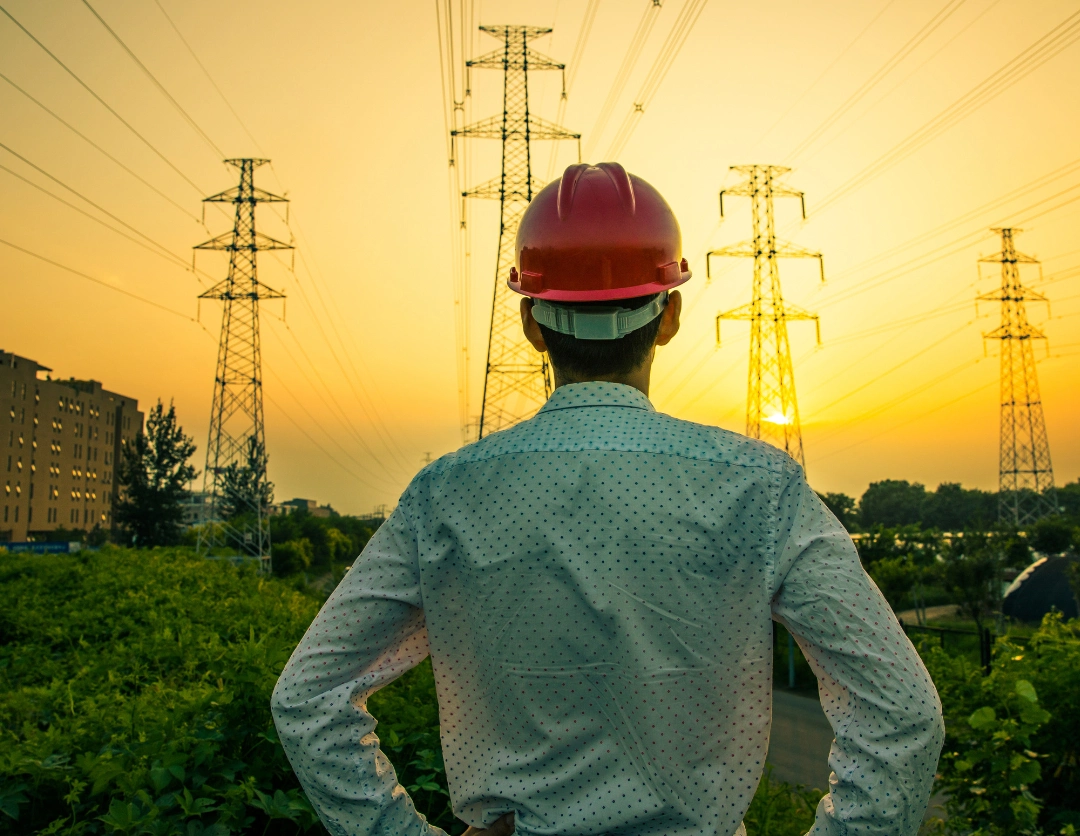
[921, 614, 1080, 835]
[0, 548, 323, 835]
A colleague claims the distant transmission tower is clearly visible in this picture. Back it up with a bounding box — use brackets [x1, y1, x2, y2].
[452, 25, 580, 438]
[708, 165, 823, 467]
[978, 228, 1056, 526]
[195, 159, 291, 569]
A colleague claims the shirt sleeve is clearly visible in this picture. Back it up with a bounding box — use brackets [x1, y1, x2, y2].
[270, 499, 444, 836]
[769, 462, 945, 836]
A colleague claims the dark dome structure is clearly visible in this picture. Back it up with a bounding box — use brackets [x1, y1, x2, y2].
[1002, 556, 1079, 623]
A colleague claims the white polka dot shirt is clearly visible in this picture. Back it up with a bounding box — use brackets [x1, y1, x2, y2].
[271, 382, 944, 836]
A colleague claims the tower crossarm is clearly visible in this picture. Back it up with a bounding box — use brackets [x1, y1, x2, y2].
[194, 231, 294, 251]
[478, 24, 553, 40]
[198, 278, 285, 301]
[468, 47, 565, 72]
[203, 185, 289, 204]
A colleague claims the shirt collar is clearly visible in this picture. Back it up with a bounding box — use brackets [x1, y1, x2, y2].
[537, 381, 656, 415]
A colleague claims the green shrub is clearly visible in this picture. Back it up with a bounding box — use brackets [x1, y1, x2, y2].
[922, 614, 1080, 833]
[271, 539, 314, 576]
[744, 766, 822, 836]
[0, 547, 323, 835]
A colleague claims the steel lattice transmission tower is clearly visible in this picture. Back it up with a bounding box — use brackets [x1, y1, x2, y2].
[708, 165, 824, 467]
[194, 159, 291, 569]
[452, 25, 580, 438]
[978, 228, 1056, 526]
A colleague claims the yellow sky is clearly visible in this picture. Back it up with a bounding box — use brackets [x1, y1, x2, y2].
[1, 0, 1077, 514]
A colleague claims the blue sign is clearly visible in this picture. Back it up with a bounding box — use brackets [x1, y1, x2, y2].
[4, 541, 80, 554]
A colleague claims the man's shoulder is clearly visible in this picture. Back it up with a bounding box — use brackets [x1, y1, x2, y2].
[420, 406, 794, 476]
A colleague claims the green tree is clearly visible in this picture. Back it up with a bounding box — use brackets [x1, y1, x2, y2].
[221, 437, 274, 520]
[114, 400, 197, 546]
[272, 538, 314, 576]
[818, 492, 857, 531]
[924, 482, 997, 531]
[859, 480, 927, 527]
[941, 531, 1003, 635]
[1029, 516, 1076, 556]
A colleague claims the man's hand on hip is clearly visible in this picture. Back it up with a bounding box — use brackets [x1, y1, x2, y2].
[462, 812, 515, 836]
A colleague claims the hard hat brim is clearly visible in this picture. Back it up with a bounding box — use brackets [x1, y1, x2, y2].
[508, 268, 691, 302]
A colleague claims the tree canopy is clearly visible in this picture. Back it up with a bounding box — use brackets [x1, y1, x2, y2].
[114, 400, 197, 547]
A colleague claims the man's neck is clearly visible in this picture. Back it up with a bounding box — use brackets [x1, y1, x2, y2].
[553, 364, 652, 397]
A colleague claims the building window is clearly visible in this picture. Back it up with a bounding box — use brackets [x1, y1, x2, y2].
[3, 506, 7, 522]
[13, 506, 17, 522]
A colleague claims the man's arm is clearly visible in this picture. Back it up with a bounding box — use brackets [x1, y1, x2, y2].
[271, 503, 443, 836]
[770, 463, 945, 836]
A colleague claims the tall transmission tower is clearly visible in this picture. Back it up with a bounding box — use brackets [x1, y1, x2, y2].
[708, 165, 824, 467]
[452, 25, 580, 438]
[194, 158, 291, 569]
[978, 228, 1056, 526]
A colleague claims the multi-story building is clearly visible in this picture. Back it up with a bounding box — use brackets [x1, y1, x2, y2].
[2, 350, 142, 542]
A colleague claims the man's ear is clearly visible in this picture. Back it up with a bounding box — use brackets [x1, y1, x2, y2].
[521, 297, 548, 353]
[654, 290, 682, 347]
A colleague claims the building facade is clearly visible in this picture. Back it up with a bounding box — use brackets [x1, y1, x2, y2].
[2, 350, 142, 542]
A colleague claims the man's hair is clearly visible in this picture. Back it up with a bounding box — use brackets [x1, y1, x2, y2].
[534, 293, 663, 379]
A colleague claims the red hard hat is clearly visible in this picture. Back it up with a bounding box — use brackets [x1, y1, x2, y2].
[509, 162, 692, 302]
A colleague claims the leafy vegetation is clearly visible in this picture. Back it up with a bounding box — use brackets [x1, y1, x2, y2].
[921, 614, 1080, 834]
[0, 547, 323, 835]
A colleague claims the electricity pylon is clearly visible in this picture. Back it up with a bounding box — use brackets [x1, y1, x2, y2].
[194, 158, 291, 570]
[452, 25, 580, 438]
[978, 228, 1056, 526]
[708, 165, 823, 467]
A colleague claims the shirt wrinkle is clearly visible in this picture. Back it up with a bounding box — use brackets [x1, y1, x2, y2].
[272, 381, 944, 836]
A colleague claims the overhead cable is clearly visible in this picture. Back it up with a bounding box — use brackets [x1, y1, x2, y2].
[0, 162, 209, 285]
[784, 0, 969, 163]
[0, 70, 200, 222]
[582, 0, 664, 160]
[0, 236, 194, 320]
[751, 0, 898, 153]
[151, 0, 264, 153]
[79, 0, 224, 159]
[814, 9, 1080, 213]
[812, 374, 995, 463]
[0, 139, 207, 275]
[605, 0, 709, 159]
[796, 0, 1006, 168]
[546, 0, 601, 179]
[0, 3, 209, 196]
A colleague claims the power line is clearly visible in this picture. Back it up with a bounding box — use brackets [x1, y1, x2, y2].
[0, 2, 209, 196]
[0, 70, 201, 222]
[813, 9, 1080, 213]
[273, 221, 417, 473]
[264, 316, 410, 485]
[79, 0, 225, 159]
[751, 0, 898, 153]
[582, 0, 663, 160]
[262, 359, 406, 494]
[546, 0, 601, 179]
[784, 0, 969, 163]
[0, 236, 195, 320]
[817, 174, 1080, 311]
[605, 0, 709, 160]
[812, 376, 996, 463]
[0, 161, 209, 285]
[263, 388, 395, 495]
[0, 139, 208, 275]
[152, 0, 264, 153]
[809, 318, 975, 418]
[824, 157, 1080, 287]
[795, 0, 1006, 169]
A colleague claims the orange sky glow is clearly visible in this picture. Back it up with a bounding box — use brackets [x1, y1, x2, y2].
[1, 0, 1077, 515]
